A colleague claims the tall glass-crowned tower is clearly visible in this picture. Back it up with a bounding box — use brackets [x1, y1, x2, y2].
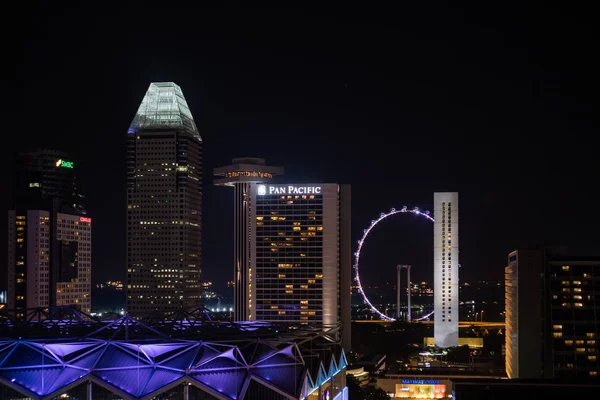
[126, 82, 202, 315]
[433, 192, 459, 348]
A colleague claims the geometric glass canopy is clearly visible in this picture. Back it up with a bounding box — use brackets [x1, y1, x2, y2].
[128, 82, 201, 142]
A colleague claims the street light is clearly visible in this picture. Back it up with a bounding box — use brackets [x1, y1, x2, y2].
[481, 310, 484, 322]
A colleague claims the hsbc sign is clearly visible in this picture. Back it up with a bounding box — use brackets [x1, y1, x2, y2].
[257, 185, 321, 195]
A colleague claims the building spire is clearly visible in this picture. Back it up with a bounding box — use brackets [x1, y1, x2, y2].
[128, 82, 201, 141]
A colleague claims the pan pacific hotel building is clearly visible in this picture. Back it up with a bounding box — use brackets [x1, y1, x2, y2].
[215, 159, 352, 350]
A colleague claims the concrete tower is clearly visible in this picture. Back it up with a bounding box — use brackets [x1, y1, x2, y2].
[433, 192, 459, 347]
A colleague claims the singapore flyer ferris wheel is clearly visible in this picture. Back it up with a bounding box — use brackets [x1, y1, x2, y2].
[354, 206, 434, 321]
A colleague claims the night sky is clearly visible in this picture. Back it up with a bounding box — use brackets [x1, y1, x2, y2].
[4, 3, 597, 293]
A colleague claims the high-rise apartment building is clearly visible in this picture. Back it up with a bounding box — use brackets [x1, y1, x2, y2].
[7, 149, 90, 317]
[214, 175, 352, 350]
[505, 247, 600, 378]
[433, 192, 459, 348]
[126, 82, 202, 315]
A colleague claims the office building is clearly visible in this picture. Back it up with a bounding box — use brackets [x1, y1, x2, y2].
[126, 82, 203, 315]
[505, 247, 600, 378]
[433, 192, 459, 348]
[214, 157, 284, 319]
[214, 176, 352, 350]
[7, 149, 90, 316]
[11, 148, 86, 214]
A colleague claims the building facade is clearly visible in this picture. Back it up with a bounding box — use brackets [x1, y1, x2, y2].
[505, 247, 600, 378]
[215, 179, 352, 350]
[505, 249, 543, 379]
[214, 158, 284, 320]
[433, 192, 459, 348]
[126, 82, 203, 315]
[545, 256, 599, 378]
[7, 149, 90, 317]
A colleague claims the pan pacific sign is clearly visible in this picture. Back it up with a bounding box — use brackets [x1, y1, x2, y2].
[257, 185, 321, 195]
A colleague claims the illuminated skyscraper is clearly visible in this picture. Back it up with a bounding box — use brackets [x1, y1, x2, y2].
[433, 192, 459, 348]
[214, 158, 284, 319]
[126, 82, 202, 315]
[7, 149, 91, 317]
[214, 174, 352, 350]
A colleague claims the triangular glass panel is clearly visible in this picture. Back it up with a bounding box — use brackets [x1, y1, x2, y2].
[0, 343, 16, 366]
[251, 365, 303, 397]
[191, 369, 247, 400]
[190, 344, 222, 367]
[338, 351, 348, 369]
[317, 363, 328, 386]
[42, 342, 100, 360]
[161, 346, 199, 371]
[95, 344, 150, 369]
[93, 366, 153, 398]
[0, 343, 60, 368]
[0, 366, 63, 396]
[70, 347, 104, 369]
[247, 342, 278, 364]
[194, 355, 242, 371]
[254, 353, 297, 367]
[328, 356, 338, 377]
[140, 367, 184, 397]
[245, 375, 291, 400]
[47, 367, 87, 394]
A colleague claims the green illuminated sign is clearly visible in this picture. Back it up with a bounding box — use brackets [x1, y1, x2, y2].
[55, 159, 74, 169]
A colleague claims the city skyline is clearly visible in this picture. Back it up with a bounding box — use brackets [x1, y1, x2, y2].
[4, 4, 597, 293]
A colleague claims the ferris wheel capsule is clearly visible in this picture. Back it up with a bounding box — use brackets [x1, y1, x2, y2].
[390, 208, 396, 212]
[402, 206, 407, 211]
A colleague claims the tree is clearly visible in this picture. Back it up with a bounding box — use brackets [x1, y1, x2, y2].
[346, 374, 364, 400]
[363, 386, 391, 400]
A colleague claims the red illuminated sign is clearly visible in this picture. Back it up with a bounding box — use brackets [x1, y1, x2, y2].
[80, 217, 92, 223]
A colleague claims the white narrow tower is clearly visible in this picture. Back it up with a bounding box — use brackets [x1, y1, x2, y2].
[434, 192, 459, 347]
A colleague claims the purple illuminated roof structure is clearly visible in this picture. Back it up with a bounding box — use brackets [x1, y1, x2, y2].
[0, 315, 348, 400]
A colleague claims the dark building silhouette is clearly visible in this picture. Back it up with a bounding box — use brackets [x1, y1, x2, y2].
[7, 149, 91, 316]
